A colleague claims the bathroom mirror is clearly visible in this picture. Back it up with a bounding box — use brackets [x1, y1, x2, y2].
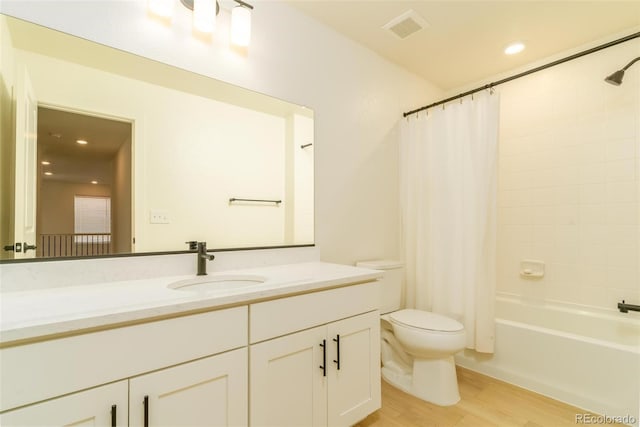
[0, 15, 314, 261]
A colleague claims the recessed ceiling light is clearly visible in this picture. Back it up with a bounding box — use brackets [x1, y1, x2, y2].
[44, 171, 53, 176]
[41, 160, 51, 165]
[76, 139, 88, 145]
[505, 42, 525, 55]
[91, 180, 98, 184]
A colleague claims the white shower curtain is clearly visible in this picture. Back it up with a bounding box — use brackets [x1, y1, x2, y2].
[400, 91, 499, 353]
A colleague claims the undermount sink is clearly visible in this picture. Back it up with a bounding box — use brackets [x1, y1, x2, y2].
[168, 274, 266, 292]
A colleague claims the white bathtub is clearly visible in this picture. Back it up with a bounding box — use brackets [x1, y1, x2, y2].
[455, 294, 640, 426]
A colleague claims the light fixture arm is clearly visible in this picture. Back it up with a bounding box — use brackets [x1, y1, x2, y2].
[621, 56, 640, 71]
[180, 0, 220, 14]
[180, 0, 253, 12]
[233, 0, 254, 9]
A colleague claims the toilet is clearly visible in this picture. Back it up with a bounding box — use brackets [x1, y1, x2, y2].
[356, 260, 466, 406]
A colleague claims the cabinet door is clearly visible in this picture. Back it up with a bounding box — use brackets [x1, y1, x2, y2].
[0, 380, 127, 427]
[129, 348, 247, 427]
[327, 310, 381, 427]
[250, 326, 327, 427]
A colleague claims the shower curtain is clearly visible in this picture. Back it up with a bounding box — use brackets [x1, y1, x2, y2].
[400, 91, 499, 353]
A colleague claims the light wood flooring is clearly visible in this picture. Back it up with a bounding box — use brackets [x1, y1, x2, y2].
[355, 367, 624, 427]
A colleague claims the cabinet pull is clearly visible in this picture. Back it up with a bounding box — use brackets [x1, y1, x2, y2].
[319, 339, 326, 377]
[333, 334, 341, 370]
[143, 395, 149, 427]
[111, 404, 117, 427]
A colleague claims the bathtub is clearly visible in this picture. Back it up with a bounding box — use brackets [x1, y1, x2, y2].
[455, 294, 640, 426]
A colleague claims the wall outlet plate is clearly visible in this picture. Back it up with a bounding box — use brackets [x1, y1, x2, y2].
[150, 209, 170, 224]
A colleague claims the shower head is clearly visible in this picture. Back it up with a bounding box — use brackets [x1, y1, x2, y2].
[604, 56, 640, 86]
[604, 69, 625, 85]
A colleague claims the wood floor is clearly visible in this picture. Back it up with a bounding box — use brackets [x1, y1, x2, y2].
[355, 367, 623, 427]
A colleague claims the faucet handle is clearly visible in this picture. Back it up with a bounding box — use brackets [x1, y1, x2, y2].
[185, 241, 197, 250]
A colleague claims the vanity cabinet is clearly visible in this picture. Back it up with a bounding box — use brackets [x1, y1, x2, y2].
[0, 306, 248, 426]
[129, 348, 247, 426]
[0, 274, 382, 427]
[0, 381, 127, 426]
[249, 282, 381, 427]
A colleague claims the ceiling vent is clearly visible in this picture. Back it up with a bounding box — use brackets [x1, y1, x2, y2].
[382, 9, 429, 40]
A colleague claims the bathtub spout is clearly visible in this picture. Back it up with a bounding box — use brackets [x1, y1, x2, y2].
[617, 300, 640, 313]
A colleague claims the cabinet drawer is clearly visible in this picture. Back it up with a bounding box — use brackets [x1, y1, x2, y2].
[249, 281, 379, 343]
[0, 306, 247, 412]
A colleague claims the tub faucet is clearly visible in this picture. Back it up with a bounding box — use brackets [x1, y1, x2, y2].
[196, 241, 215, 276]
[617, 300, 640, 313]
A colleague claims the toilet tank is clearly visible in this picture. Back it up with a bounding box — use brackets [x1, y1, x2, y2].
[356, 260, 404, 314]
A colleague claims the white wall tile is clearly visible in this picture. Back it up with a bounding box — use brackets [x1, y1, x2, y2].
[607, 203, 639, 225]
[605, 159, 636, 182]
[606, 181, 638, 203]
[580, 205, 607, 224]
[497, 38, 639, 311]
[579, 183, 607, 205]
[606, 138, 636, 161]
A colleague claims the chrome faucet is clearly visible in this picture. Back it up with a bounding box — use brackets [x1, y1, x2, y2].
[196, 241, 215, 276]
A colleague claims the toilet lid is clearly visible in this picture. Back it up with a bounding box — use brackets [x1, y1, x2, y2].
[389, 309, 464, 332]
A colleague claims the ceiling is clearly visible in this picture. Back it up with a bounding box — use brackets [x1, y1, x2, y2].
[38, 107, 131, 185]
[287, 1, 640, 91]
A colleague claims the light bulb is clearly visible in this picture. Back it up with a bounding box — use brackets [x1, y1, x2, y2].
[194, 0, 216, 33]
[231, 5, 251, 47]
[148, 0, 173, 18]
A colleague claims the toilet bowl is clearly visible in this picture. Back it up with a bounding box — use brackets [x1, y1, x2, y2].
[356, 260, 466, 406]
[382, 309, 465, 406]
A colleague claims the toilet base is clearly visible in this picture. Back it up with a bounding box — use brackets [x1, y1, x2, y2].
[382, 355, 461, 406]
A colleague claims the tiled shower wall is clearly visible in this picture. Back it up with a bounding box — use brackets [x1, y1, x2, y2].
[497, 37, 639, 311]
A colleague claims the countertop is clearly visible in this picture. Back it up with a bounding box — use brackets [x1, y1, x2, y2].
[0, 262, 382, 346]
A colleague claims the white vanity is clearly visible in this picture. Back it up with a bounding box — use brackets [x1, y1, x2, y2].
[0, 262, 382, 426]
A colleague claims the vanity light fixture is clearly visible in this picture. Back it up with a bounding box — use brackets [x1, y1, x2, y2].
[149, 0, 253, 46]
[76, 139, 88, 145]
[504, 42, 525, 55]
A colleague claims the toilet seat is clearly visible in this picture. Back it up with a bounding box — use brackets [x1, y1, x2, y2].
[389, 309, 463, 332]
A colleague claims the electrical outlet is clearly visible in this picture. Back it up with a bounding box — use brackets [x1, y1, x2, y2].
[150, 209, 170, 224]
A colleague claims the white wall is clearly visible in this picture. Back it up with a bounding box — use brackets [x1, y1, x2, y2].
[493, 38, 639, 311]
[0, 0, 442, 265]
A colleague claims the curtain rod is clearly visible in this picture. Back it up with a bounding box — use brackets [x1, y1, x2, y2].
[403, 31, 640, 118]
